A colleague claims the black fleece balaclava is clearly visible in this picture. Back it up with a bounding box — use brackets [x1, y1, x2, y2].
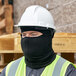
[20, 26, 56, 69]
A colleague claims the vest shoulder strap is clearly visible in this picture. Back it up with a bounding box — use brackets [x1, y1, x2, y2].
[41, 55, 73, 76]
[6, 57, 23, 76]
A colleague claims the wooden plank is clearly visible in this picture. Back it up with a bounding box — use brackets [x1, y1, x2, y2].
[0, 38, 14, 50]
[0, 54, 4, 65]
[5, 5, 13, 34]
[0, 33, 20, 38]
[0, 19, 5, 29]
[0, 8, 4, 21]
[0, 6, 4, 16]
[14, 38, 22, 53]
[0, 3, 13, 35]
[54, 33, 76, 38]
[0, 29, 3, 35]
[54, 33, 76, 63]
[52, 37, 76, 53]
[0, 50, 14, 53]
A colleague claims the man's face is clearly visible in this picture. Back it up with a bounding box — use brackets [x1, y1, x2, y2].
[21, 31, 43, 38]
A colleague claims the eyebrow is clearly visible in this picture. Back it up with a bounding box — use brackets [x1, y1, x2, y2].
[22, 31, 37, 34]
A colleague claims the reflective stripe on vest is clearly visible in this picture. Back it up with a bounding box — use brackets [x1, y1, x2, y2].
[53, 57, 67, 76]
[6, 57, 23, 76]
[6, 55, 74, 76]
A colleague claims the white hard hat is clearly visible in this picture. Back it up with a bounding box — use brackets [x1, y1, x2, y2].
[16, 5, 55, 30]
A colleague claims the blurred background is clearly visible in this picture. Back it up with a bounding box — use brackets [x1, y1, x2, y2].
[0, 0, 76, 73]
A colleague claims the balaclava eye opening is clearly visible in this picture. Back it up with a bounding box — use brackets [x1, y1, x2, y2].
[20, 26, 56, 69]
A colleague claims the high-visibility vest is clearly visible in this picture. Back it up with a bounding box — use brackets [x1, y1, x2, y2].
[6, 55, 76, 76]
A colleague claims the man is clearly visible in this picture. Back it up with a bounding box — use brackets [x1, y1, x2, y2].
[0, 5, 76, 76]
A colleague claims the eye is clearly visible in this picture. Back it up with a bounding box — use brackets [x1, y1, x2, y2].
[31, 33, 38, 36]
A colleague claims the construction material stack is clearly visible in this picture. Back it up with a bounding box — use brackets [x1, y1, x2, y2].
[0, 0, 14, 73]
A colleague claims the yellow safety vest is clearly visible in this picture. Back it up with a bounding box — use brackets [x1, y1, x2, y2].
[6, 55, 76, 76]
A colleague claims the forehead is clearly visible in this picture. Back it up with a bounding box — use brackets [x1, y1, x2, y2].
[22, 31, 42, 33]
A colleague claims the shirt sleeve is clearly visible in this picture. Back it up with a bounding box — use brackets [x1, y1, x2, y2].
[0, 67, 6, 76]
[65, 64, 76, 76]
